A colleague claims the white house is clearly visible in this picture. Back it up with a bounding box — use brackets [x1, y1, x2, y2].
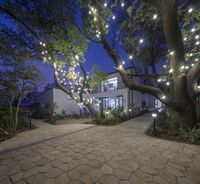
[38, 84, 80, 115]
[93, 68, 157, 112]
[38, 68, 159, 115]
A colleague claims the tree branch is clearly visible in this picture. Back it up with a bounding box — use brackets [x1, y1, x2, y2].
[100, 34, 169, 104]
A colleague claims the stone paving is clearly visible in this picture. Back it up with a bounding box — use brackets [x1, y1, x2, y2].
[0, 114, 200, 184]
[0, 118, 94, 153]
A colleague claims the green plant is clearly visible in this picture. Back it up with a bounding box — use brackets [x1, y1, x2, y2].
[181, 128, 200, 144]
[109, 116, 121, 124]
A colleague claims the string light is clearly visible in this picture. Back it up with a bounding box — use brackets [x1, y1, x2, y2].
[166, 82, 170, 86]
[118, 65, 123, 69]
[104, 3, 107, 7]
[191, 28, 196, 32]
[180, 65, 185, 70]
[75, 55, 79, 60]
[112, 16, 116, 20]
[169, 51, 174, 56]
[195, 58, 198, 62]
[161, 95, 166, 99]
[183, 37, 187, 41]
[129, 55, 133, 59]
[195, 35, 199, 39]
[169, 69, 173, 73]
[195, 41, 200, 45]
[139, 38, 144, 44]
[188, 8, 193, 13]
[153, 14, 157, 20]
[106, 24, 109, 28]
[121, 2, 125, 7]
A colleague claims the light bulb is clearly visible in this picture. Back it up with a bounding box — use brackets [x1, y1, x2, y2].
[196, 41, 200, 45]
[118, 65, 123, 69]
[153, 14, 157, 19]
[152, 113, 157, 118]
[75, 55, 79, 60]
[161, 95, 166, 99]
[157, 79, 161, 82]
[139, 39, 144, 43]
[191, 28, 196, 32]
[104, 3, 107, 7]
[112, 16, 116, 20]
[188, 8, 193, 13]
[129, 55, 133, 59]
[195, 35, 199, 39]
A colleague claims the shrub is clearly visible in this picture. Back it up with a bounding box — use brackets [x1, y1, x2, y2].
[109, 116, 121, 124]
[180, 128, 200, 144]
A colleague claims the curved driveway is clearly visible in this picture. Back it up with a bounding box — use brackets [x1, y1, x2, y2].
[0, 114, 200, 184]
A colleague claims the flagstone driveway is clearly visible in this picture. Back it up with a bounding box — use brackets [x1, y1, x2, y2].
[0, 114, 200, 184]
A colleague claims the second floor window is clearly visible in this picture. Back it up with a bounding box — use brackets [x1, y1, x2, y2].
[101, 77, 118, 92]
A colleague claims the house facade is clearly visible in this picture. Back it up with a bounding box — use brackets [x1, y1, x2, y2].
[38, 69, 160, 116]
[93, 69, 158, 112]
[38, 84, 80, 116]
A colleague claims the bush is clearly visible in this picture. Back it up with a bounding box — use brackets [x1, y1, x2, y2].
[180, 128, 200, 144]
[109, 116, 121, 124]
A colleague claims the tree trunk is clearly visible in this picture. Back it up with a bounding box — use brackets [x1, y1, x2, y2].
[168, 102, 197, 130]
[9, 97, 14, 134]
[14, 97, 21, 133]
[84, 102, 102, 119]
[144, 0, 198, 128]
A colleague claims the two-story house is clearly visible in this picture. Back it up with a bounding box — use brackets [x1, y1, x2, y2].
[93, 68, 158, 112]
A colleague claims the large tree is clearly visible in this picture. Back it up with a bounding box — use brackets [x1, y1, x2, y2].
[74, 0, 200, 129]
[0, 0, 107, 118]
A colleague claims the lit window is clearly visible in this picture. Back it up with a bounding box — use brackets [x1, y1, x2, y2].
[101, 77, 118, 92]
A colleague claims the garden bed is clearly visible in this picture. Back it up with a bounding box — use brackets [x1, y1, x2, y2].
[146, 116, 200, 145]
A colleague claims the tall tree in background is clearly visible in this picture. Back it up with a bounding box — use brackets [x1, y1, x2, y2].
[0, 0, 107, 118]
[0, 28, 43, 135]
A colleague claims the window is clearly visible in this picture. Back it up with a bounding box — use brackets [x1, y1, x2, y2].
[101, 96, 123, 110]
[101, 77, 118, 92]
